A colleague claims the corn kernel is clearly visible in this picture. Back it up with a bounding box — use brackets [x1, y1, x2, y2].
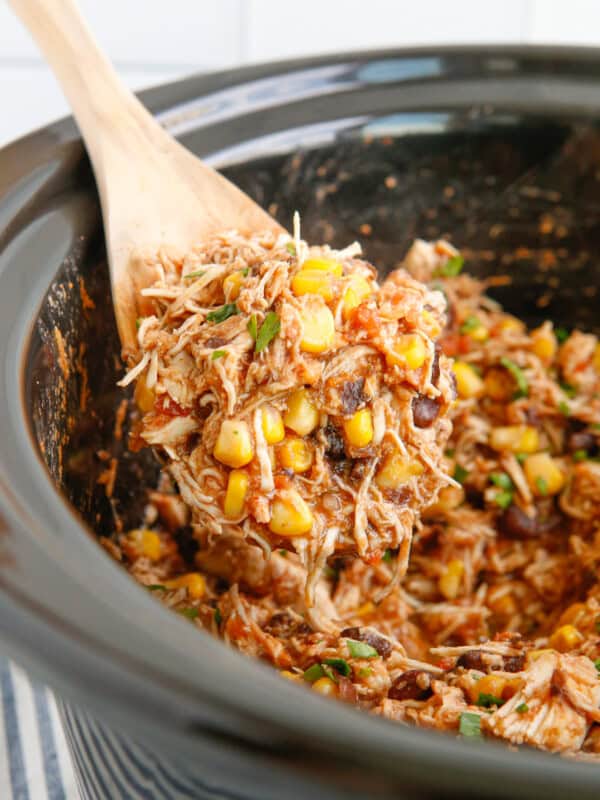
[467, 673, 506, 704]
[386, 334, 428, 371]
[269, 490, 313, 537]
[302, 257, 343, 277]
[499, 316, 526, 335]
[376, 452, 424, 490]
[128, 529, 162, 561]
[213, 420, 254, 468]
[280, 670, 302, 682]
[343, 408, 374, 449]
[527, 648, 553, 665]
[549, 624, 584, 653]
[523, 453, 564, 496]
[299, 303, 335, 353]
[224, 469, 250, 518]
[438, 558, 464, 600]
[484, 367, 513, 401]
[291, 270, 334, 301]
[531, 327, 557, 362]
[278, 437, 313, 473]
[342, 275, 372, 319]
[489, 425, 539, 454]
[491, 593, 518, 617]
[594, 343, 600, 373]
[223, 271, 244, 300]
[453, 361, 484, 399]
[312, 677, 339, 697]
[558, 602, 587, 628]
[283, 389, 319, 436]
[421, 308, 442, 338]
[165, 572, 206, 599]
[426, 485, 465, 515]
[261, 405, 285, 444]
[467, 322, 489, 342]
[134, 376, 156, 413]
[355, 601, 375, 617]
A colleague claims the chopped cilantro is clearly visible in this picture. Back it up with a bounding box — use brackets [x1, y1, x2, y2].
[322, 565, 338, 580]
[211, 349, 226, 360]
[516, 702, 529, 714]
[346, 639, 378, 659]
[147, 584, 167, 592]
[515, 452, 527, 464]
[573, 449, 588, 462]
[214, 607, 222, 626]
[321, 664, 340, 684]
[595, 616, 600, 633]
[595, 659, 600, 674]
[286, 242, 296, 255]
[561, 382, 577, 398]
[279, 549, 288, 557]
[184, 270, 206, 280]
[322, 658, 351, 677]
[247, 314, 258, 341]
[358, 667, 373, 679]
[476, 692, 505, 709]
[500, 356, 529, 398]
[303, 664, 325, 683]
[206, 303, 238, 324]
[494, 491, 513, 509]
[490, 472, 513, 491]
[460, 316, 481, 334]
[135, 317, 143, 329]
[445, 448, 455, 458]
[255, 311, 281, 354]
[555, 327, 569, 344]
[536, 476, 548, 496]
[241, 267, 250, 277]
[436, 254, 464, 277]
[453, 464, 469, 484]
[178, 607, 199, 620]
[382, 549, 394, 564]
[459, 711, 482, 738]
[558, 401, 571, 416]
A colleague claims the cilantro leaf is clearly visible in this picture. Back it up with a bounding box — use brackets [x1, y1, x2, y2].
[214, 607, 222, 626]
[494, 491, 513, 509]
[453, 464, 469, 484]
[555, 327, 569, 344]
[476, 692, 505, 709]
[255, 311, 281, 353]
[206, 303, 238, 324]
[500, 356, 529, 398]
[516, 702, 529, 714]
[490, 472, 513, 490]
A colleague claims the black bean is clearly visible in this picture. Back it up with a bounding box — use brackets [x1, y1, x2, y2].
[264, 612, 311, 637]
[389, 670, 435, 701]
[340, 627, 392, 659]
[341, 378, 367, 414]
[567, 431, 596, 454]
[206, 336, 227, 348]
[456, 650, 487, 671]
[324, 424, 346, 461]
[499, 505, 560, 539]
[502, 655, 525, 673]
[412, 394, 440, 428]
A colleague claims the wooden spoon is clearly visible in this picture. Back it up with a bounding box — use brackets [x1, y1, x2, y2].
[10, 0, 284, 351]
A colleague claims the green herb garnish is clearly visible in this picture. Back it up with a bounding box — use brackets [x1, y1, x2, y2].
[558, 401, 571, 417]
[594, 616, 600, 633]
[460, 316, 481, 334]
[561, 382, 577, 398]
[211, 349, 226, 360]
[453, 464, 469, 484]
[184, 270, 206, 280]
[382, 549, 394, 564]
[346, 639, 378, 659]
[595, 659, 600, 674]
[214, 608, 222, 626]
[516, 702, 529, 714]
[476, 692, 505, 709]
[322, 658, 351, 677]
[555, 327, 569, 344]
[322, 565, 338, 580]
[321, 664, 339, 684]
[303, 664, 325, 683]
[536, 476, 548, 496]
[459, 711, 482, 738]
[573, 449, 588, 462]
[500, 356, 529, 398]
[592, 423, 600, 431]
[241, 267, 250, 277]
[286, 242, 296, 255]
[437, 254, 464, 277]
[516, 452, 527, 464]
[255, 311, 281, 353]
[178, 607, 199, 620]
[494, 491, 513, 510]
[445, 448, 455, 458]
[147, 584, 167, 592]
[135, 317, 143, 329]
[490, 472, 513, 491]
[247, 314, 258, 341]
[358, 667, 373, 679]
[206, 303, 239, 324]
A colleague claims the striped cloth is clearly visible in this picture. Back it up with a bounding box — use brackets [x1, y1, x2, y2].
[0, 658, 79, 800]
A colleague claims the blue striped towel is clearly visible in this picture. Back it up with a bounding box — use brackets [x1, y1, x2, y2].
[0, 658, 78, 800]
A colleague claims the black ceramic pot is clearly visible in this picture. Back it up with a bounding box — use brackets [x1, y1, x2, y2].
[2, 47, 600, 800]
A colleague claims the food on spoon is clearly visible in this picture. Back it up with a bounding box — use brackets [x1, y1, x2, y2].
[119, 227, 455, 592]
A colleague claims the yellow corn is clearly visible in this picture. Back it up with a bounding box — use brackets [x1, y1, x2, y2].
[299, 303, 335, 353]
[165, 572, 206, 599]
[342, 275, 372, 319]
[549, 624, 584, 653]
[376, 452, 424, 490]
[223, 271, 244, 300]
[466, 320, 489, 342]
[343, 408, 374, 448]
[523, 453, 564, 496]
[438, 558, 464, 600]
[421, 308, 442, 338]
[269, 491, 313, 537]
[280, 670, 302, 682]
[499, 316, 526, 335]
[302, 257, 343, 277]
[128, 529, 162, 562]
[594, 343, 600, 373]
[426, 485, 465, 514]
[531, 327, 557, 362]
[312, 677, 339, 697]
[489, 425, 540, 454]
[134, 376, 156, 413]
[291, 270, 334, 301]
[278, 437, 313, 473]
[355, 601, 375, 617]
[558, 602, 587, 628]
[261, 405, 285, 444]
[213, 420, 254, 468]
[283, 389, 319, 436]
[223, 469, 250, 518]
[527, 649, 553, 664]
[484, 367, 513, 401]
[467, 673, 506, 704]
[386, 334, 427, 370]
[491, 593, 518, 617]
[453, 361, 484, 399]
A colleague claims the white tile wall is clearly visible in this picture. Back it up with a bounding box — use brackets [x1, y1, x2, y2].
[1, 0, 600, 147]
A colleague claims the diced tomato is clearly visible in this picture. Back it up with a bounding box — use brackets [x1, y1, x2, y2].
[155, 395, 191, 417]
[436, 657, 455, 671]
[441, 333, 471, 357]
[225, 616, 248, 641]
[365, 549, 383, 566]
